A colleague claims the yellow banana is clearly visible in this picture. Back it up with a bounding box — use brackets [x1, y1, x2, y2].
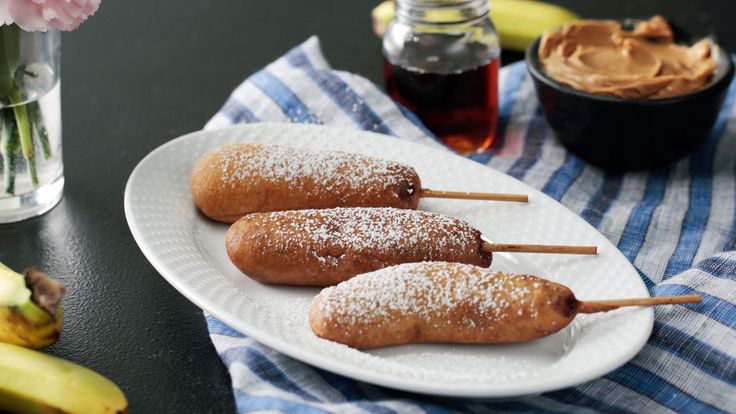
[371, 0, 580, 52]
[490, 0, 580, 51]
[0, 263, 63, 348]
[0, 343, 128, 414]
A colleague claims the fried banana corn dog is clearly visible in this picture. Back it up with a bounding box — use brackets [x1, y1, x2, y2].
[309, 262, 700, 349]
[226, 207, 595, 286]
[191, 143, 527, 223]
[192, 143, 420, 223]
[226, 208, 491, 286]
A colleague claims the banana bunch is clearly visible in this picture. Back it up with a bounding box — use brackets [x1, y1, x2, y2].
[0, 262, 63, 348]
[371, 0, 580, 52]
[0, 262, 128, 414]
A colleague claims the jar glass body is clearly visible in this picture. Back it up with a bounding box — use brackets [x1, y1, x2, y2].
[0, 25, 63, 223]
[383, 0, 501, 154]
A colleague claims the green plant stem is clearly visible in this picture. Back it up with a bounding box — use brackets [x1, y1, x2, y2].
[0, 25, 20, 97]
[0, 112, 8, 193]
[28, 102, 50, 159]
[9, 90, 37, 187]
[0, 24, 38, 187]
[0, 110, 18, 195]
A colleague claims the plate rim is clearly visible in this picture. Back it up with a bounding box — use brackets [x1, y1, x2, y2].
[124, 122, 654, 398]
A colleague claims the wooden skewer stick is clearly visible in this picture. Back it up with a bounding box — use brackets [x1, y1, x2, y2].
[578, 295, 701, 314]
[483, 242, 598, 255]
[420, 188, 529, 203]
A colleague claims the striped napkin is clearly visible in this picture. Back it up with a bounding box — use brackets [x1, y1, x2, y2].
[204, 36, 736, 413]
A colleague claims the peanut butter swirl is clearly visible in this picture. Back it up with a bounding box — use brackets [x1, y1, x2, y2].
[539, 16, 717, 99]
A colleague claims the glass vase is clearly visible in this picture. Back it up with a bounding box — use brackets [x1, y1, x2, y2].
[0, 24, 63, 223]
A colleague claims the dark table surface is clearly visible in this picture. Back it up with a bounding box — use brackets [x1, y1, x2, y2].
[1, 1, 734, 412]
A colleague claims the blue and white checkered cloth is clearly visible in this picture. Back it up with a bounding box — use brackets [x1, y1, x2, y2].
[204, 37, 736, 413]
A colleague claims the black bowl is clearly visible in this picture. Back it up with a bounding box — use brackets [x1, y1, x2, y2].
[525, 37, 734, 170]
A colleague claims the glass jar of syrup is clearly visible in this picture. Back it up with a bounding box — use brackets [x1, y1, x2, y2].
[383, 0, 500, 154]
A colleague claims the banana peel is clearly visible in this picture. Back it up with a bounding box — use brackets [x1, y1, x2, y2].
[0, 343, 128, 414]
[371, 0, 580, 52]
[0, 262, 64, 348]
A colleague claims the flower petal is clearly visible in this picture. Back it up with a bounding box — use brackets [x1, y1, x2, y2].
[9, 0, 100, 31]
[0, 0, 13, 26]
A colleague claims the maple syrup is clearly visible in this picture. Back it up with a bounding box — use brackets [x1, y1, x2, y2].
[385, 57, 499, 154]
[382, 0, 500, 154]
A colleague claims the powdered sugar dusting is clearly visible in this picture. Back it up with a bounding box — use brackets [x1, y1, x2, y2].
[215, 143, 416, 199]
[245, 208, 484, 271]
[315, 262, 539, 327]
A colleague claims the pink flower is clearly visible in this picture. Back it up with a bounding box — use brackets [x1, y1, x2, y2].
[1, 0, 100, 32]
[0, 1, 12, 26]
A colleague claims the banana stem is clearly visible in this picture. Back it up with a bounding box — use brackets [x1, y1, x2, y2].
[15, 297, 53, 325]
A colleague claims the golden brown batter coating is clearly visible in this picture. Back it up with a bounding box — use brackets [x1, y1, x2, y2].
[309, 262, 578, 349]
[226, 208, 492, 286]
[191, 143, 421, 223]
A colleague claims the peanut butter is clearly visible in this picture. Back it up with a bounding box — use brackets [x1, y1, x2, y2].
[539, 16, 717, 99]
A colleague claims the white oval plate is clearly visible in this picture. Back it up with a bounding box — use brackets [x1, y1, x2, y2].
[124, 123, 652, 399]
